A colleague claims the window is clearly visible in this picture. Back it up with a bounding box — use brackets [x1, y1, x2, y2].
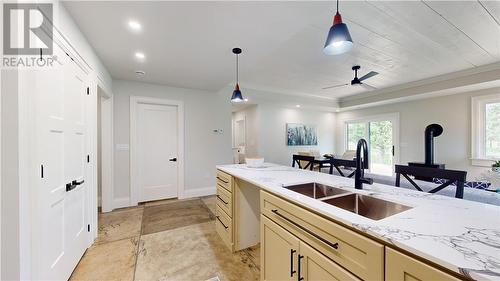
[485, 102, 500, 158]
[472, 94, 500, 165]
[347, 123, 366, 150]
[344, 113, 399, 176]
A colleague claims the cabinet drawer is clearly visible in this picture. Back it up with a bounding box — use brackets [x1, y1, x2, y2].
[216, 170, 232, 192]
[216, 184, 232, 217]
[261, 191, 384, 281]
[386, 248, 461, 281]
[215, 204, 233, 250]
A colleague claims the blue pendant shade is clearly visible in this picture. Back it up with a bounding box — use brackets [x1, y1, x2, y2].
[231, 84, 244, 103]
[323, 11, 353, 55]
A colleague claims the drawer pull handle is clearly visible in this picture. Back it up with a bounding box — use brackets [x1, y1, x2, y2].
[290, 249, 297, 277]
[271, 209, 339, 250]
[217, 195, 228, 205]
[298, 254, 304, 281]
[217, 176, 229, 184]
[216, 216, 228, 229]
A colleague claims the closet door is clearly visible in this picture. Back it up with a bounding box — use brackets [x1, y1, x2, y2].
[62, 50, 90, 274]
[33, 46, 90, 280]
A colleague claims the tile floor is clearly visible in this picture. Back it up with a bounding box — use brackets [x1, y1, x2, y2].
[69, 196, 260, 281]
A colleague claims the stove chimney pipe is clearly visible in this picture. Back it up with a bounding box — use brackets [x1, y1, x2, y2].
[424, 124, 443, 165]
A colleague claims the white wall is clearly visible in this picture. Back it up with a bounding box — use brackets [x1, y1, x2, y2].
[336, 87, 500, 180]
[256, 103, 336, 166]
[59, 3, 112, 90]
[229, 87, 337, 166]
[112, 80, 232, 207]
[1, 70, 20, 281]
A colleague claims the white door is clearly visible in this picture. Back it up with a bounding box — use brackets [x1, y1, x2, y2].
[32, 47, 89, 280]
[136, 103, 179, 202]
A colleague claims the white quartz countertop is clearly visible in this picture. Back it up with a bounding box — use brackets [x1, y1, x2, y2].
[217, 163, 500, 281]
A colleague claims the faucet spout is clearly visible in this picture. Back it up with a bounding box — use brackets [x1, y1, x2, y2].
[355, 139, 373, 189]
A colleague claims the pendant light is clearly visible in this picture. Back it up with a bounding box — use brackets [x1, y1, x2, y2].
[231, 47, 244, 103]
[323, 0, 353, 55]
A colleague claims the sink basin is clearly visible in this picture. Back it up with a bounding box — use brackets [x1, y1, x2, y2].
[284, 182, 350, 199]
[323, 193, 412, 220]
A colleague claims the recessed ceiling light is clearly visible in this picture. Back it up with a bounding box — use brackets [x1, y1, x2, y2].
[128, 20, 142, 31]
[244, 98, 249, 102]
[296, 104, 301, 108]
[135, 52, 145, 60]
[135, 70, 145, 76]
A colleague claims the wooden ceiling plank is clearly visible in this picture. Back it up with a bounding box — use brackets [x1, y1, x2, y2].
[423, 1, 500, 59]
[478, 0, 500, 26]
[344, 1, 475, 70]
[366, 1, 493, 67]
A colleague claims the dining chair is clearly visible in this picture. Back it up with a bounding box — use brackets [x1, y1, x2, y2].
[297, 151, 321, 171]
[292, 155, 315, 171]
[394, 165, 467, 199]
[328, 158, 357, 177]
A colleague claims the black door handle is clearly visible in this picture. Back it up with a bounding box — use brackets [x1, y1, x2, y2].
[72, 179, 85, 186]
[66, 182, 77, 192]
[169, 157, 177, 162]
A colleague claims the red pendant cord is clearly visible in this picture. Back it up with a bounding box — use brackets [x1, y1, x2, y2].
[333, 0, 343, 25]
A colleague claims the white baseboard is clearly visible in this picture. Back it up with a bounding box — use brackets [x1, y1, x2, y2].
[181, 186, 216, 199]
[113, 197, 131, 210]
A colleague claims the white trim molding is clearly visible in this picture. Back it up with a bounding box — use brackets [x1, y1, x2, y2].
[113, 197, 131, 210]
[470, 158, 496, 168]
[181, 186, 216, 199]
[471, 93, 500, 166]
[129, 96, 185, 206]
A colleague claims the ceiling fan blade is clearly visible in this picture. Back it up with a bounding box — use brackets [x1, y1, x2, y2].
[322, 83, 349, 90]
[360, 83, 377, 90]
[358, 71, 379, 82]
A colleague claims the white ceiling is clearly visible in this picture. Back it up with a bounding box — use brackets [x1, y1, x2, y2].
[63, 1, 500, 101]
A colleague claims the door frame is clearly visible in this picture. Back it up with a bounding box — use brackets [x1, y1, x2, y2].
[97, 84, 114, 213]
[129, 96, 184, 206]
[341, 112, 400, 175]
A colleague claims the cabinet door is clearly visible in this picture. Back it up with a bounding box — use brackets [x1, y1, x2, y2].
[261, 215, 300, 281]
[386, 248, 461, 281]
[299, 241, 361, 281]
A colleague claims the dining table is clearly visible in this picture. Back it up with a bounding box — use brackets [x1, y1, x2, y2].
[312, 155, 359, 177]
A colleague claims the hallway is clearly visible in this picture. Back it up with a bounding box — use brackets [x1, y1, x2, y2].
[69, 196, 260, 281]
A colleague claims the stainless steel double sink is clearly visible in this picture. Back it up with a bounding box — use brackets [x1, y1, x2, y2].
[284, 182, 412, 220]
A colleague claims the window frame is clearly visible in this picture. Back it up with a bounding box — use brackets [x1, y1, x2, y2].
[471, 94, 500, 166]
[342, 112, 400, 175]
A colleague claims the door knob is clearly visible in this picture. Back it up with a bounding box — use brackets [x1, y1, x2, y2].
[169, 157, 177, 162]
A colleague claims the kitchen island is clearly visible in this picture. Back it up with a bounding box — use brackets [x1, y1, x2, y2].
[215, 163, 500, 281]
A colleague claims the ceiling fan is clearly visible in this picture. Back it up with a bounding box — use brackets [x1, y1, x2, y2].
[322, 65, 378, 90]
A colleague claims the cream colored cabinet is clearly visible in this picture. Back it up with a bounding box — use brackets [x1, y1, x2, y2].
[215, 172, 465, 281]
[262, 214, 360, 281]
[215, 170, 234, 251]
[261, 215, 299, 281]
[261, 190, 384, 281]
[385, 248, 461, 281]
[300, 241, 361, 281]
